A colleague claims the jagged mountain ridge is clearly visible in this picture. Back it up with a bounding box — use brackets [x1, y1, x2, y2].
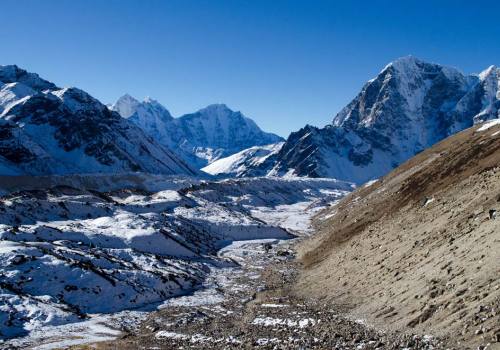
[0, 65, 197, 176]
[234, 56, 500, 184]
[111, 95, 283, 168]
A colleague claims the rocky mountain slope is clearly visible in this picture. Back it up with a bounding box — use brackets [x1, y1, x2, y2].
[234, 56, 499, 184]
[111, 95, 283, 169]
[297, 119, 500, 348]
[0, 65, 197, 176]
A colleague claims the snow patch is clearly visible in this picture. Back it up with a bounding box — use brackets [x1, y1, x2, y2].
[251, 316, 318, 328]
[477, 118, 500, 131]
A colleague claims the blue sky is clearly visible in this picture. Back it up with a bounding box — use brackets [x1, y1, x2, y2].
[2, 0, 500, 137]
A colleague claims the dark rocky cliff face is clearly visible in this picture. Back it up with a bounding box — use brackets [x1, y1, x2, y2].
[246, 57, 499, 184]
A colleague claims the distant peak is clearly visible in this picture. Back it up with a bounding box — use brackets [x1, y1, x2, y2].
[113, 94, 140, 118]
[382, 55, 423, 72]
[378, 56, 464, 82]
[117, 94, 163, 106]
[0, 64, 22, 75]
[112, 94, 172, 120]
[0, 64, 57, 91]
[0, 65, 31, 80]
[393, 55, 420, 64]
[201, 103, 231, 111]
[117, 93, 139, 103]
[142, 97, 168, 110]
[197, 103, 237, 117]
[479, 65, 498, 80]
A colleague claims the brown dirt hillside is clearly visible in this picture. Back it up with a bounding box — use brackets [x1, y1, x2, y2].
[297, 121, 500, 349]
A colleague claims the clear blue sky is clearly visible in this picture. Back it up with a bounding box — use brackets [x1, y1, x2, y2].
[2, 0, 500, 137]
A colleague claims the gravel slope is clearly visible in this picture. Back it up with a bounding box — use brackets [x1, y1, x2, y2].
[297, 120, 500, 349]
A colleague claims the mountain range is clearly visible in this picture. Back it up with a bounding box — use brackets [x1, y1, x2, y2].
[0, 65, 197, 176]
[208, 56, 499, 184]
[1, 58, 499, 348]
[1, 57, 499, 185]
[111, 95, 283, 168]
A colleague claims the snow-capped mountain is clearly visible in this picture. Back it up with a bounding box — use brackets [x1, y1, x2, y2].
[113, 93, 173, 126]
[111, 96, 283, 168]
[240, 56, 500, 184]
[0, 65, 197, 176]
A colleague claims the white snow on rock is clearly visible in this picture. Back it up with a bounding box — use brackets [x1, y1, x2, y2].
[260, 303, 289, 308]
[0, 175, 352, 344]
[201, 142, 284, 177]
[476, 118, 500, 131]
[240, 57, 500, 184]
[251, 316, 318, 328]
[0, 65, 197, 177]
[363, 179, 379, 188]
[111, 96, 283, 169]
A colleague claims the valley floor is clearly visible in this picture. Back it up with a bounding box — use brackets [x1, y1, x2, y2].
[86, 238, 443, 350]
[0, 174, 485, 350]
[0, 176, 353, 349]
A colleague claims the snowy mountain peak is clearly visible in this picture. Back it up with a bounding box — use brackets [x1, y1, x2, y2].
[112, 96, 283, 169]
[333, 56, 470, 128]
[382, 55, 464, 81]
[479, 65, 499, 82]
[472, 65, 500, 121]
[380, 55, 432, 77]
[190, 103, 249, 125]
[385, 55, 420, 69]
[479, 65, 497, 79]
[198, 103, 232, 114]
[243, 57, 500, 184]
[121, 93, 137, 101]
[173, 104, 283, 167]
[0, 64, 57, 92]
[112, 94, 141, 118]
[112, 93, 173, 121]
[0, 66, 198, 176]
[143, 96, 159, 104]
